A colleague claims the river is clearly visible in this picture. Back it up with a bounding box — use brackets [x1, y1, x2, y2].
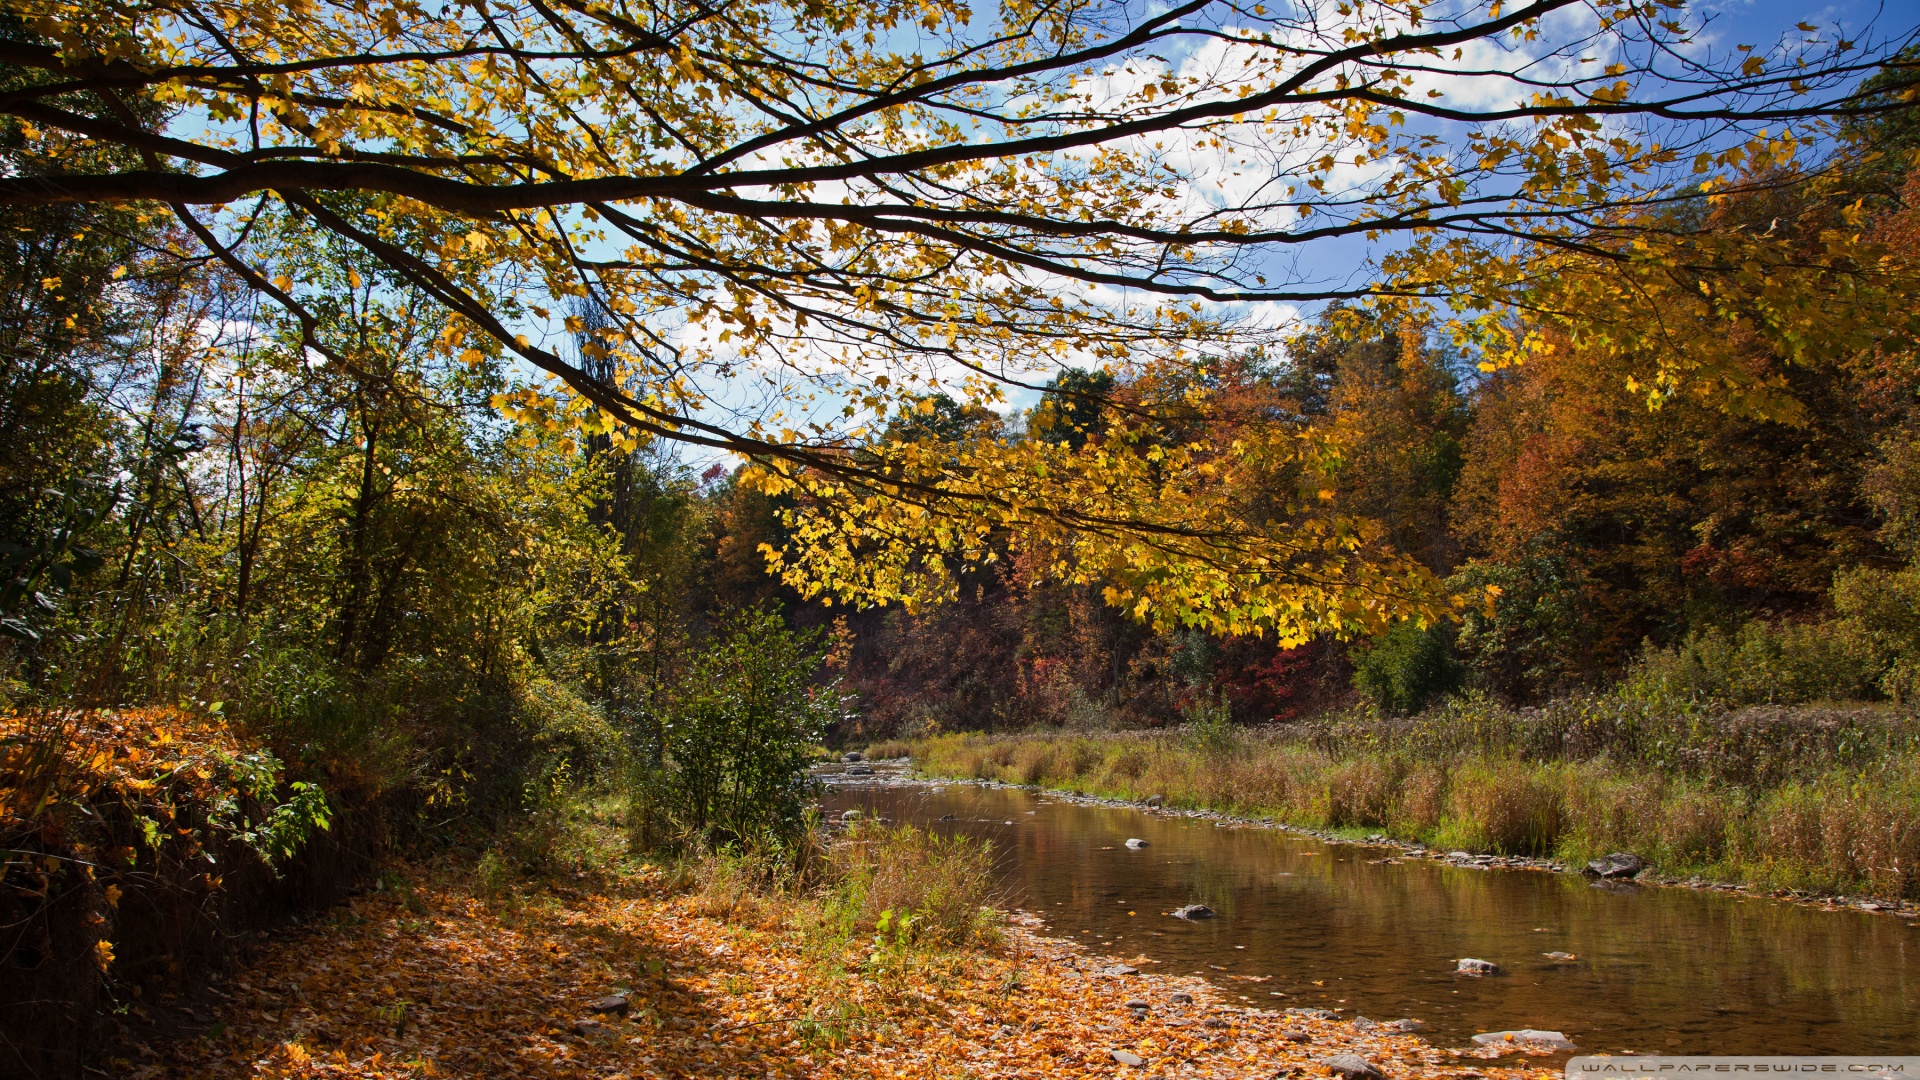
[818, 767, 1919, 1056]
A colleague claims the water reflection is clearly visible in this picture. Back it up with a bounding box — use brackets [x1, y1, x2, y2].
[819, 779, 1919, 1054]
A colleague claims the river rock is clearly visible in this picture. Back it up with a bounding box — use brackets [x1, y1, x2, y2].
[1170, 992, 1194, 1005]
[1319, 1053, 1386, 1080]
[587, 994, 630, 1017]
[1146, 794, 1165, 807]
[846, 763, 875, 776]
[1285, 1007, 1339, 1020]
[1126, 838, 1150, 849]
[1171, 904, 1215, 920]
[1352, 1016, 1377, 1031]
[843, 751, 864, 762]
[1543, 951, 1577, 961]
[1282, 1028, 1311, 1042]
[570, 1018, 607, 1036]
[1585, 852, 1645, 879]
[1111, 1049, 1146, 1066]
[1381, 1019, 1426, 1034]
[1125, 998, 1150, 1011]
[1455, 957, 1500, 976]
[840, 809, 862, 822]
[938, 813, 956, 821]
[1472, 1029, 1578, 1051]
[1098, 964, 1140, 977]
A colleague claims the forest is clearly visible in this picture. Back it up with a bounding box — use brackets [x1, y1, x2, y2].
[2, 0, 1919, 1075]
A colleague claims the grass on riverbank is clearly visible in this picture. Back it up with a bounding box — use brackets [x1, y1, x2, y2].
[912, 696, 1920, 902]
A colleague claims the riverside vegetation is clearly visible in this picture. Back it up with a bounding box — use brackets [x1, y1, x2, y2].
[905, 549, 1920, 902]
[912, 689, 1920, 901]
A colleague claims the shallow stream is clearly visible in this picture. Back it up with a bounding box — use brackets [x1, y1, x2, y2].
[818, 771, 1919, 1055]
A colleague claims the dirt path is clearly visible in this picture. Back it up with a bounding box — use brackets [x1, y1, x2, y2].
[122, 866, 1555, 1080]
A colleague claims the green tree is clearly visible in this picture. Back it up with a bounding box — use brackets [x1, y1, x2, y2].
[662, 610, 842, 844]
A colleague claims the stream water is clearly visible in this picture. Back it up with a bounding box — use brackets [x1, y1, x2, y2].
[817, 770, 1919, 1056]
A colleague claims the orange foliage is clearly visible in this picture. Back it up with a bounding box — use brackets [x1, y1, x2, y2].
[143, 865, 1546, 1080]
[2, 708, 255, 844]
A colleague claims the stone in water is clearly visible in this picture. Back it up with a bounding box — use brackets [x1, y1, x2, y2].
[1585, 852, 1645, 879]
[1472, 1029, 1577, 1051]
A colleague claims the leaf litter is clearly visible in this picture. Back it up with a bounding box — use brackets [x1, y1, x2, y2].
[137, 865, 1558, 1080]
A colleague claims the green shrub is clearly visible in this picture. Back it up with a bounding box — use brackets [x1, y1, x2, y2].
[655, 609, 843, 846]
[1351, 620, 1463, 715]
[1833, 565, 1920, 702]
[1179, 688, 1237, 754]
[1622, 622, 1879, 709]
[517, 675, 627, 790]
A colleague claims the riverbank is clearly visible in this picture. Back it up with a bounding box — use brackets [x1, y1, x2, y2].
[907, 706, 1920, 905]
[124, 854, 1536, 1080]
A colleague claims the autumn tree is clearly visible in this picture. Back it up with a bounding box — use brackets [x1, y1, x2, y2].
[1289, 307, 1469, 573]
[1, 0, 1914, 638]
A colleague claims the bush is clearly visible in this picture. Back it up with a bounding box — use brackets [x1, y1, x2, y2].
[0, 708, 337, 1075]
[653, 610, 842, 846]
[1623, 622, 1879, 709]
[1351, 620, 1463, 715]
[1179, 688, 1237, 754]
[1832, 565, 1920, 702]
[516, 675, 627, 791]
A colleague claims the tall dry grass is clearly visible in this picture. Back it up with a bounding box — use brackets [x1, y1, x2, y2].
[824, 821, 1002, 948]
[678, 820, 1003, 950]
[912, 710, 1920, 901]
